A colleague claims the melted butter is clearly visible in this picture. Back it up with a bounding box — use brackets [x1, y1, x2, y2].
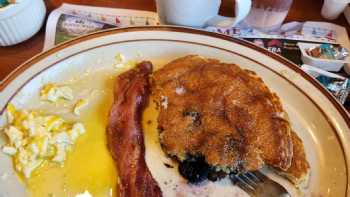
[142, 98, 160, 150]
[26, 70, 118, 197]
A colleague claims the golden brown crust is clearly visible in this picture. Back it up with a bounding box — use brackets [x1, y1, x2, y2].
[152, 55, 293, 172]
[278, 131, 311, 187]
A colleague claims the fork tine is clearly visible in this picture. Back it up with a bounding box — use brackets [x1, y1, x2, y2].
[232, 171, 290, 196]
[235, 175, 256, 194]
[251, 171, 268, 181]
[238, 173, 258, 187]
[246, 171, 263, 183]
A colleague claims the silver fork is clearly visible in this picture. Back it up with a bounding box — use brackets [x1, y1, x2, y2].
[231, 171, 290, 197]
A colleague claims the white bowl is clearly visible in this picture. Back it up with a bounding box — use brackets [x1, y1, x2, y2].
[297, 42, 347, 72]
[0, 0, 46, 46]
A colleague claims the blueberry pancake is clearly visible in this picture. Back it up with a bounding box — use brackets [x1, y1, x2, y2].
[151, 55, 310, 187]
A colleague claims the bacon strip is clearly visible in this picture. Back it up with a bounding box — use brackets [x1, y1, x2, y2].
[107, 61, 162, 197]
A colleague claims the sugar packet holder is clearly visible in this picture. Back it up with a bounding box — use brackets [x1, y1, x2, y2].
[298, 42, 349, 72]
[301, 64, 350, 104]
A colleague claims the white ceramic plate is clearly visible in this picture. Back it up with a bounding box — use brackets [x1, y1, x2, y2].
[0, 27, 349, 197]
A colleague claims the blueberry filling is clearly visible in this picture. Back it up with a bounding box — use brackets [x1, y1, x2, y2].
[229, 171, 240, 184]
[178, 155, 228, 184]
[178, 155, 209, 184]
[208, 169, 227, 182]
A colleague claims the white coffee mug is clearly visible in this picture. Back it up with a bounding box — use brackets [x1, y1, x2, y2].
[156, 0, 252, 28]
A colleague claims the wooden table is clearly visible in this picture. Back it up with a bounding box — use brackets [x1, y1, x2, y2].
[0, 0, 349, 80]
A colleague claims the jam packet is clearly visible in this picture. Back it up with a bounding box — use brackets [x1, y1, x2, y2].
[301, 64, 350, 104]
[306, 44, 349, 60]
[0, 0, 9, 7]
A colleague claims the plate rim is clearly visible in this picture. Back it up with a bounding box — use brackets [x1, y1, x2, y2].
[1, 26, 349, 124]
[0, 26, 349, 195]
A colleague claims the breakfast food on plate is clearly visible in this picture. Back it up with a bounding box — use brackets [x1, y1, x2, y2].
[278, 131, 310, 187]
[152, 55, 292, 171]
[107, 61, 162, 197]
[0, 53, 311, 196]
[1, 104, 85, 178]
[73, 98, 89, 116]
[40, 83, 74, 102]
[151, 55, 310, 186]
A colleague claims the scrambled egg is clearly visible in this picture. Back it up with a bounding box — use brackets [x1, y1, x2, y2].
[1, 104, 85, 178]
[40, 83, 74, 102]
[113, 52, 137, 70]
[73, 99, 89, 116]
[114, 53, 125, 66]
[75, 190, 93, 197]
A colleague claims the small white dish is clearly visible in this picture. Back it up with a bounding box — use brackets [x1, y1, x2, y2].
[297, 42, 347, 72]
[0, 0, 46, 46]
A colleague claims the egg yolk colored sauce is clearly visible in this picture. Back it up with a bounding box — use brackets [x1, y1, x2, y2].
[25, 70, 119, 197]
[16, 59, 157, 197]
